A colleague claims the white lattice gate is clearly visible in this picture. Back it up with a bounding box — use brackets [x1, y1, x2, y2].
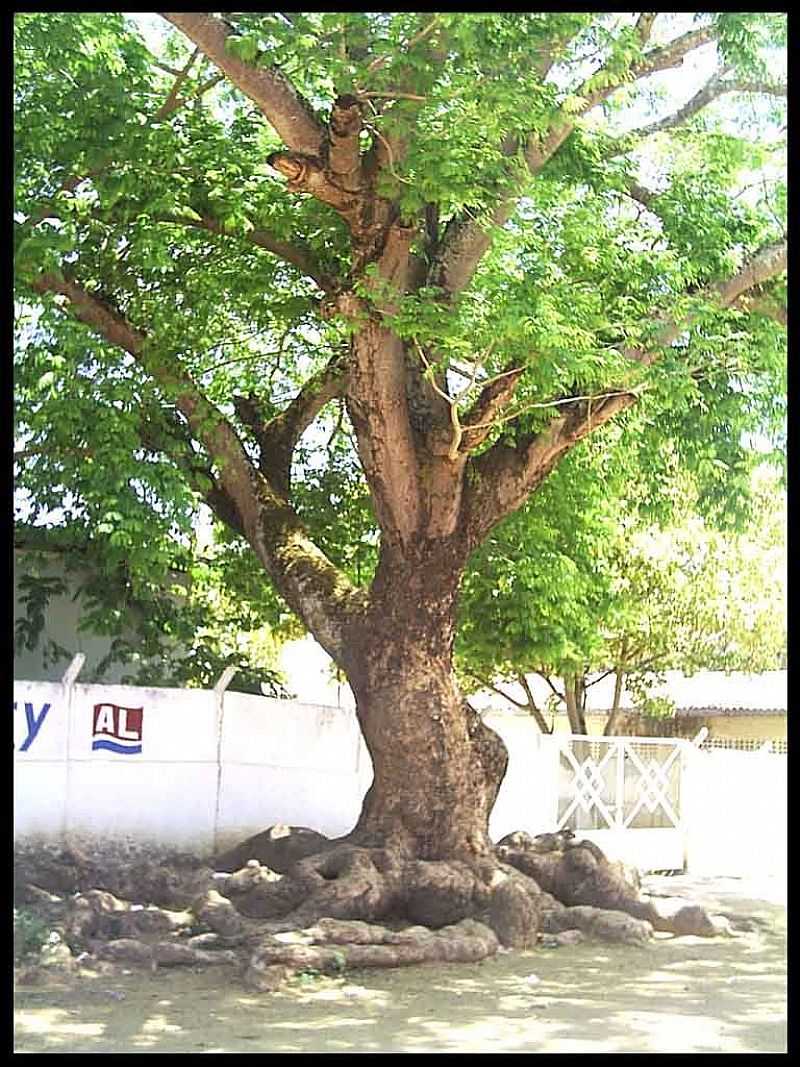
[547, 734, 690, 872]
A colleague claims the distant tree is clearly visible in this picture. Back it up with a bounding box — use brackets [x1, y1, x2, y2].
[458, 465, 787, 733]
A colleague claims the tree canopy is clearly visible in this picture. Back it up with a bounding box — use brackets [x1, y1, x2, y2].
[15, 13, 786, 630]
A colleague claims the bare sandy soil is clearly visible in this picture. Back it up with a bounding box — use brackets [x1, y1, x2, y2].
[14, 874, 786, 1054]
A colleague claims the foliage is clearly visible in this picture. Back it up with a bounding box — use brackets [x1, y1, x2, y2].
[13, 908, 51, 961]
[457, 463, 787, 724]
[13, 13, 786, 688]
[14, 525, 289, 695]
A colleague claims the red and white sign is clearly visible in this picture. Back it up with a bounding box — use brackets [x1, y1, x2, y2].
[92, 703, 143, 754]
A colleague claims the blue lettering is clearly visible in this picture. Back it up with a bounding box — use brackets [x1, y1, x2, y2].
[17, 702, 52, 752]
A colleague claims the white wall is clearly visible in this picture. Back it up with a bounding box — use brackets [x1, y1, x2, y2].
[14, 681, 69, 840]
[484, 713, 558, 841]
[683, 746, 787, 878]
[13, 678, 786, 877]
[215, 694, 370, 848]
[13, 677, 372, 856]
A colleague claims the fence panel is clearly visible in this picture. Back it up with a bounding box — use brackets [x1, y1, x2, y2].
[544, 734, 689, 872]
[485, 714, 556, 840]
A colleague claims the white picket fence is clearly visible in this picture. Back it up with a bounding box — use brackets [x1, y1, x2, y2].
[13, 661, 787, 877]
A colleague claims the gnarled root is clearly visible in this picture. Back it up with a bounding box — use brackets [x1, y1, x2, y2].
[244, 917, 499, 991]
[16, 826, 726, 992]
[228, 846, 404, 925]
[498, 836, 720, 938]
[541, 905, 653, 945]
[62, 888, 193, 951]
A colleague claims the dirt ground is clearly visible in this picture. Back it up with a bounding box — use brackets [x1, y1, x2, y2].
[14, 873, 786, 1054]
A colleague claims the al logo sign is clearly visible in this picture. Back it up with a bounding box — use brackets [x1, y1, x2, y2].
[92, 703, 143, 754]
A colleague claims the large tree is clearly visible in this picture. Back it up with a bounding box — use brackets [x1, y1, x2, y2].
[15, 13, 786, 969]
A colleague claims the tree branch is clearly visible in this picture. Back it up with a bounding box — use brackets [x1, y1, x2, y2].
[539, 673, 565, 705]
[27, 269, 362, 661]
[633, 24, 718, 79]
[235, 351, 349, 496]
[517, 672, 552, 734]
[153, 211, 335, 292]
[346, 318, 423, 547]
[634, 13, 659, 45]
[459, 365, 525, 455]
[360, 15, 444, 83]
[435, 22, 721, 299]
[161, 12, 325, 156]
[619, 69, 786, 142]
[732, 289, 787, 326]
[327, 94, 364, 191]
[154, 45, 200, 121]
[136, 404, 247, 538]
[359, 16, 450, 192]
[462, 237, 787, 545]
[29, 272, 260, 510]
[481, 677, 529, 711]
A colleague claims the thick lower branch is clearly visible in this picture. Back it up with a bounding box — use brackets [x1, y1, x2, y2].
[29, 270, 361, 663]
[327, 94, 363, 190]
[346, 320, 423, 546]
[462, 389, 636, 547]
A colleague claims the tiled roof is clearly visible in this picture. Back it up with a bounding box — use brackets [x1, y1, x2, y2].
[592, 706, 786, 718]
[673, 706, 786, 718]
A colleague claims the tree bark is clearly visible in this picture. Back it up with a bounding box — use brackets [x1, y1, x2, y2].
[563, 673, 588, 735]
[340, 540, 507, 861]
[604, 665, 627, 737]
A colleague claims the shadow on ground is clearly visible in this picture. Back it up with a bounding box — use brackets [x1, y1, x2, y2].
[14, 875, 786, 1053]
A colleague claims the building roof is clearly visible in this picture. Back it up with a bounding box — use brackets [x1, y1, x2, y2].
[477, 669, 788, 716]
[576, 669, 787, 713]
[673, 705, 786, 718]
[590, 705, 786, 718]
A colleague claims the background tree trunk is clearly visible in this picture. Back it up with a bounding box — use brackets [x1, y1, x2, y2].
[563, 673, 588, 735]
[604, 666, 627, 736]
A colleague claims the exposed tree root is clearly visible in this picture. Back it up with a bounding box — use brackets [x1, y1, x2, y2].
[497, 837, 722, 937]
[244, 917, 499, 991]
[214, 825, 333, 875]
[14, 827, 728, 992]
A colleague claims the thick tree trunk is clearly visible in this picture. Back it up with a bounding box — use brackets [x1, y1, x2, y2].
[341, 541, 508, 861]
[193, 550, 722, 989]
